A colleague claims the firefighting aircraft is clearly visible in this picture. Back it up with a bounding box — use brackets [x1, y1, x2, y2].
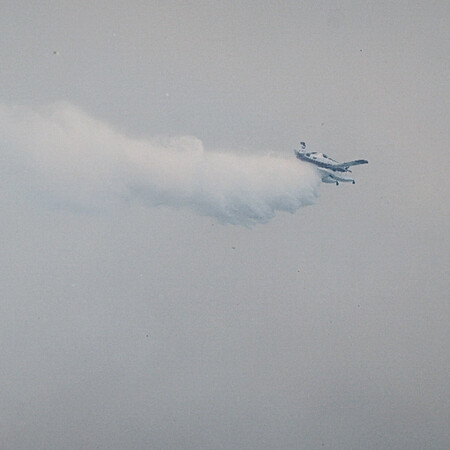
[294, 142, 368, 185]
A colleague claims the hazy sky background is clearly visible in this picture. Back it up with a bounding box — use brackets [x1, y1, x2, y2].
[1, 1, 448, 449]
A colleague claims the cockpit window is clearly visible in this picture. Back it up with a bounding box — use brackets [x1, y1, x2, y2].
[323, 154, 327, 158]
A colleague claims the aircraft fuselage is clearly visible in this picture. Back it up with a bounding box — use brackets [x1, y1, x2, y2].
[294, 142, 367, 185]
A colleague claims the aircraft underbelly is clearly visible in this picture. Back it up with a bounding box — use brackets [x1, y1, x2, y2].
[317, 168, 353, 183]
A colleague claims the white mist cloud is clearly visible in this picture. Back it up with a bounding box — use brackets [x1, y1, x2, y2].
[0, 102, 320, 224]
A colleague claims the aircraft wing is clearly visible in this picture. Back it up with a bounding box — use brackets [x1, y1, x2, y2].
[334, 159, 368, 169]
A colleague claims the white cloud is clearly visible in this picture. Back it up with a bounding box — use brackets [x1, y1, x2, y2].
[0, 103, 320, 224]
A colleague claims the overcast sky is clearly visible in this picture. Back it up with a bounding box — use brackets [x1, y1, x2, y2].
[1, 1, 449, 449]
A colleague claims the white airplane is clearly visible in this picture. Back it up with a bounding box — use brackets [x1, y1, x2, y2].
[294, 142, 368, 185]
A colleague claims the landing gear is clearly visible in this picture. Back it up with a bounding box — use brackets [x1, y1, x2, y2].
[352, 180, 355, 184]
[335, 181, 339, 186]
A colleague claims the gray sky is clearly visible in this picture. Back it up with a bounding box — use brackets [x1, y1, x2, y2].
[1, 1, 449, 449]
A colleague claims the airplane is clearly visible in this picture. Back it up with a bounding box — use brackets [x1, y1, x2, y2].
[294, 142, 368, 185]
